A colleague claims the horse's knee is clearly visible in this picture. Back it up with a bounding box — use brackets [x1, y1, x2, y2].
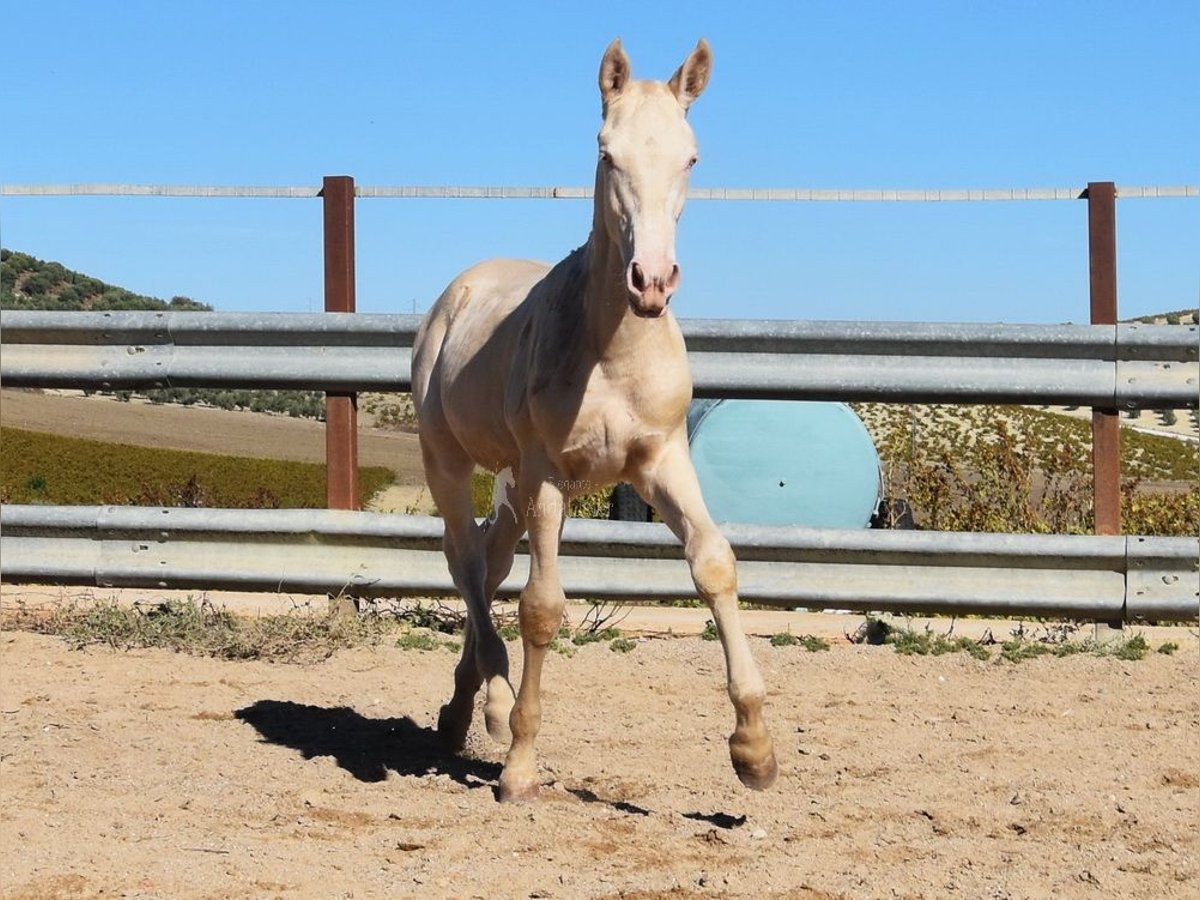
[519, 583, 565, 647]
[689, 533, 737, 601]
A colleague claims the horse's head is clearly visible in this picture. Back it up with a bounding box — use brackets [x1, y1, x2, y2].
[595, 38, 711, 319]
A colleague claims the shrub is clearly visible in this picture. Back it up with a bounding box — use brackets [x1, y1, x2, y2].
[855, 403, 1198, 535]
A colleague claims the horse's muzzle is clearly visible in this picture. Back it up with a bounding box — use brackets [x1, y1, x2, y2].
[627, 260, 678, 318]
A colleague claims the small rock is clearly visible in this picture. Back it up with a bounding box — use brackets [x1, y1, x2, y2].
[750, 828, 768, 840]
[299, 790, 322, 808]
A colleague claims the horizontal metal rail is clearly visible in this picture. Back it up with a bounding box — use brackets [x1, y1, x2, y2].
[2, 183, 1197, 201]
[1, 505, 1195, 621]
[1, 311, 1196, 407]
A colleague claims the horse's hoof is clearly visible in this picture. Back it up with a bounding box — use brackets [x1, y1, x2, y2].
[496, 772, 540, 803]
[733, 751, 779, 790]
[436, 703, 470, 751]
[730, 733, 779, 790]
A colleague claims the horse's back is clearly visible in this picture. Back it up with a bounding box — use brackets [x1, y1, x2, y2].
[413, 258, 551, 470]
[414, 259, 547, 398]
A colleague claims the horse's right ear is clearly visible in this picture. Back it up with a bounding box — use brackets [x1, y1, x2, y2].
[599, 38, 631, 115]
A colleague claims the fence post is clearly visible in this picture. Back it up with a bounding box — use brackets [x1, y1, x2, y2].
[1087, 181, 1124, 638]
[1086, 181, 1120, 537]
[321, 175, 359, 510]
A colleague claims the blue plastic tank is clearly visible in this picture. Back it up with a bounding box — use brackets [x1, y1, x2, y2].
[686, 400, 882, 528]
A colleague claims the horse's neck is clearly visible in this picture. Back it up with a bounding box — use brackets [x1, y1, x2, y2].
[578, 233, 669, 360]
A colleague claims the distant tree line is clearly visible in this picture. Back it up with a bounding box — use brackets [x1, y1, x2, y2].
[3, 248, 324, 419]
[1, 248, 212, 311]
[93, 387, 326, 419]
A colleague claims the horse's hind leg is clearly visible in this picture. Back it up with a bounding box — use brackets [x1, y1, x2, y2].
[421, 443, 516, 749]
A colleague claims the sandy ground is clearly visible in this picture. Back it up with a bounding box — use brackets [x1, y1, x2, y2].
[1, 591, 1197, 900]
[3, 384, 1198, 897]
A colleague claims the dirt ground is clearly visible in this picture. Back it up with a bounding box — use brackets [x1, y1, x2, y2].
[1, 594, 1197, 899]
[3, 390, 1198, 898]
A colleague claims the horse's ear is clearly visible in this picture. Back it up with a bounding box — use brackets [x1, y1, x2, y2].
[599, 38, 631, 114]
[668, 38, 712, 111]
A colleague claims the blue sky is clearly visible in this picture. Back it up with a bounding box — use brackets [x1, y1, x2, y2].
[2, 0, 1196, 323]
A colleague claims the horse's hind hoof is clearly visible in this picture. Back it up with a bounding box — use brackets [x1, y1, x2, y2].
[436, 702, 470, 751]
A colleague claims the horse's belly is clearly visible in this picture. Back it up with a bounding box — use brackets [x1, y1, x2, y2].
[441, 366, 521, 473]
[430, 261, 549, 471]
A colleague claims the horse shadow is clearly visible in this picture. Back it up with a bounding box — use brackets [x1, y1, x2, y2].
[234, 699, 501, 788]
[234, 699, 749, 824]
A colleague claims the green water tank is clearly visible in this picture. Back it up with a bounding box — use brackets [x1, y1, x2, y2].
[685, 399, 882, 528]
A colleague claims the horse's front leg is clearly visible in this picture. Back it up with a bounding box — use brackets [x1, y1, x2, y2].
[633, 434, 778, 790]
[497, 468, 566, 802]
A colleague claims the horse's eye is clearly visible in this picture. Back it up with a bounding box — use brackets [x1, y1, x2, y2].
[687, 155, 699, 169]
[600, 150, 614, 166]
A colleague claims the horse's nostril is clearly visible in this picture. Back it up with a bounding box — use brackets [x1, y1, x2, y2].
[666, 264, 681, 290]
[630, 262, 647, 293]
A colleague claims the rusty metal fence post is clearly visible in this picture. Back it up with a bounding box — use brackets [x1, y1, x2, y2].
[321, 175, 359, 509]
[1086, 182, 1120, 537]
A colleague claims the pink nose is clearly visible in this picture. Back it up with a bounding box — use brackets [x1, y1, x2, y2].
[627, 261, 681, 318]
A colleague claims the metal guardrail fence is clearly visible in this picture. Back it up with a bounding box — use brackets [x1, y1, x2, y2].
[2, 310, 1197, 407]
[3, 183, 1197, 201]
[2, 506, 1195, 621]
[3, 179, 1197, 620]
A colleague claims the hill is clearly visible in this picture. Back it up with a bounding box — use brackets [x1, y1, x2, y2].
[0, 248, 212, 311]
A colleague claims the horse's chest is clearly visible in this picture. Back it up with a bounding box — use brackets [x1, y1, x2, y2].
[554, 372, 685, 486]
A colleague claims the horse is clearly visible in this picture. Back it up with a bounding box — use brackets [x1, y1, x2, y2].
[411, 37, 778, 802]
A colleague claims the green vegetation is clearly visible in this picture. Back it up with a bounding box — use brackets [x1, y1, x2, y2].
[571, 626, 622, 646]
[1, 248, 212, 311]
[395, 629, 460, 653]
[362, 393, 418, 430]
[855, 403, 1198, 536]
[890, 629, 994, 661]
[1, 427, 393, 508]
[769, 631, 831, 652]
[2, 597, 410, 663]
[850, 616, 1176, 663]
[138, 387, 326, 419]
[1128, 308, 1198, 325]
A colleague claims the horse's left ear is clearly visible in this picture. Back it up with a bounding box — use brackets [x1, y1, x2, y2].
[669, 39, 712, 111]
